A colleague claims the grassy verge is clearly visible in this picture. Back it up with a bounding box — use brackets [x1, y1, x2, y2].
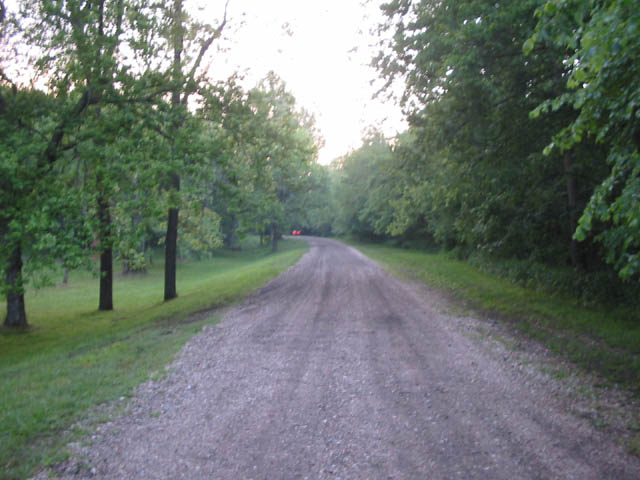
[347, 240, 640, 394]
[0, 239, 307, 480]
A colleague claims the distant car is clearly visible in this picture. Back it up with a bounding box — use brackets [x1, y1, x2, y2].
[291, 230, 302, 235]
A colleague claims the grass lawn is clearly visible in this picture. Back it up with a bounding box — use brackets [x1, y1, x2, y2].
[0, 238, 308, 480]
[348, 241, 640, 394]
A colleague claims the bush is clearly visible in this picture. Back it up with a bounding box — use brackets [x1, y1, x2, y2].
[466, 252, 640, 316]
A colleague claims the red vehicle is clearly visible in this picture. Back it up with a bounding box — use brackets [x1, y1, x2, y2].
[291, 230, 302, 235]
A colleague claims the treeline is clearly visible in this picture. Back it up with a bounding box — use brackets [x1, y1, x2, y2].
[0, 1, 319, 328]
[309, 0, 639, 304]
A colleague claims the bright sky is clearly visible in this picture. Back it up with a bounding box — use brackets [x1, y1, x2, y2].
[4, 0, 406, 165]
[198, 0, 406, 164]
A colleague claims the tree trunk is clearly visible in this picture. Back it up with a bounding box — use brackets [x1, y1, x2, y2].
[271, 224, 278, 253]
[564, 155, 581, 269]
[164, 0, 183, 302]
[164, 207, 179, 300]
[4, 243, 27, 328]
[164, 172, 180, 301]
[99, 246, 113, 310]
[98, 192, 113, 311]
[225, 215, 238, 249]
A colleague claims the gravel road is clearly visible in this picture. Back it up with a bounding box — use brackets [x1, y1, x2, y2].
[43, 237, 640, 479]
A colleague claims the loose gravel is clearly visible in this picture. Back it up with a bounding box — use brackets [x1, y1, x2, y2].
[35, 237, 640, 479]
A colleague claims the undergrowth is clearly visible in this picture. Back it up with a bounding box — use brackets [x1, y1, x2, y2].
[464, 252, 640, 313]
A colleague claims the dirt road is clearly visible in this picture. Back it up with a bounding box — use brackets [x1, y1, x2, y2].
[48, 237, 640, 479]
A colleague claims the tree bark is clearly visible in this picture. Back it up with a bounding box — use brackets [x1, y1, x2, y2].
[99, 246, 113, 310]
[4, 243, 27, 328]
[164, 171, 180, 301]
[223, 214, 238, 248]
[271, 224, 278, 253]
[98, 191, 113, 311]
[164, 200, 179, 301]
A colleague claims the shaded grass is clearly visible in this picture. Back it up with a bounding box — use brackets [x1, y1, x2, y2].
[0, 239, 308, 480]
[347, 241, 640, 394]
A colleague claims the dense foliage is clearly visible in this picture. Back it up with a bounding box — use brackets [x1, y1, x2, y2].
[309, 0, 639, 304]
[3, 0, 639, 327]
[528, 0, 640, 279]
[0, 0, 320, 327]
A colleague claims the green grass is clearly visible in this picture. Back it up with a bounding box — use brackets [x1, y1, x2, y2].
[0, 239, 308, 480]
[347, 240, 640, 394]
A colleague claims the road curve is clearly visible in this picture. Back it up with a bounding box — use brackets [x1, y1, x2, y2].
[48, 237, 640, 479]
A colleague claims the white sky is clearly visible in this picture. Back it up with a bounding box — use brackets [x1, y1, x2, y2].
[3, 0, 406, 165]
[197, 0, 406, 164]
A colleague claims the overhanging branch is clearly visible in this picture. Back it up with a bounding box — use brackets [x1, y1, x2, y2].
[182, 0, 230, 103]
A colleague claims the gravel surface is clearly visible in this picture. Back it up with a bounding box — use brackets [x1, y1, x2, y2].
[37, 237, 640, 479]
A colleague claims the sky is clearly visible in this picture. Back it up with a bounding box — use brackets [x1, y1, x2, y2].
[3, 0, 407, 165]
[194, 0, 407, 164]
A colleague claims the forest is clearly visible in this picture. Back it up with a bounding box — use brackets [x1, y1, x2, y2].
[296, 0, 640, 309]
[2, 0, 639, 329]
[1, 0, 321, 328]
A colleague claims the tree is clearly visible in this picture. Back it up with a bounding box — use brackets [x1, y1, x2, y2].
[159, 0, 229, 301]
[1, 90, 55, 327]
[284, 163, 334, 236]
[0, 0, 320, 329]
[20, 0, 163, 311]
[199, 77, 255, 249]
[220, 74, 319, 251]
[73, 107, 161, 308]
[1, 0, 126, 325]
[1, 0, 189, 323]
[332, 132, 397, 239]
[528, 0, 640, 279]
[371, 0, 611, 266]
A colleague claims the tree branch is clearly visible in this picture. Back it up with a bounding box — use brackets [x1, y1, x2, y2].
[0, 67, 18, 93]
[182, 0, 229, 103]
[44, 88, 98, 167]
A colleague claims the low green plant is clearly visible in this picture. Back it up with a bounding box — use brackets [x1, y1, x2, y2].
[464, 252, 640, 311]
[0, 239, 307, 480]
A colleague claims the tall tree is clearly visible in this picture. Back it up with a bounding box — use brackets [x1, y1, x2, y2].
[1, 0, 118, 326]
[27, 0, 134, 311]
[242, 74, 319, 251]
[204, 73, 320, 252]
[161, 0, 229, 301]
[284, 163, 334, 237]
[528, 0, 640, 279]
[372, 0, 608, 264]
[331, 132, 396, 240]
[1, 0, 175, 324]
